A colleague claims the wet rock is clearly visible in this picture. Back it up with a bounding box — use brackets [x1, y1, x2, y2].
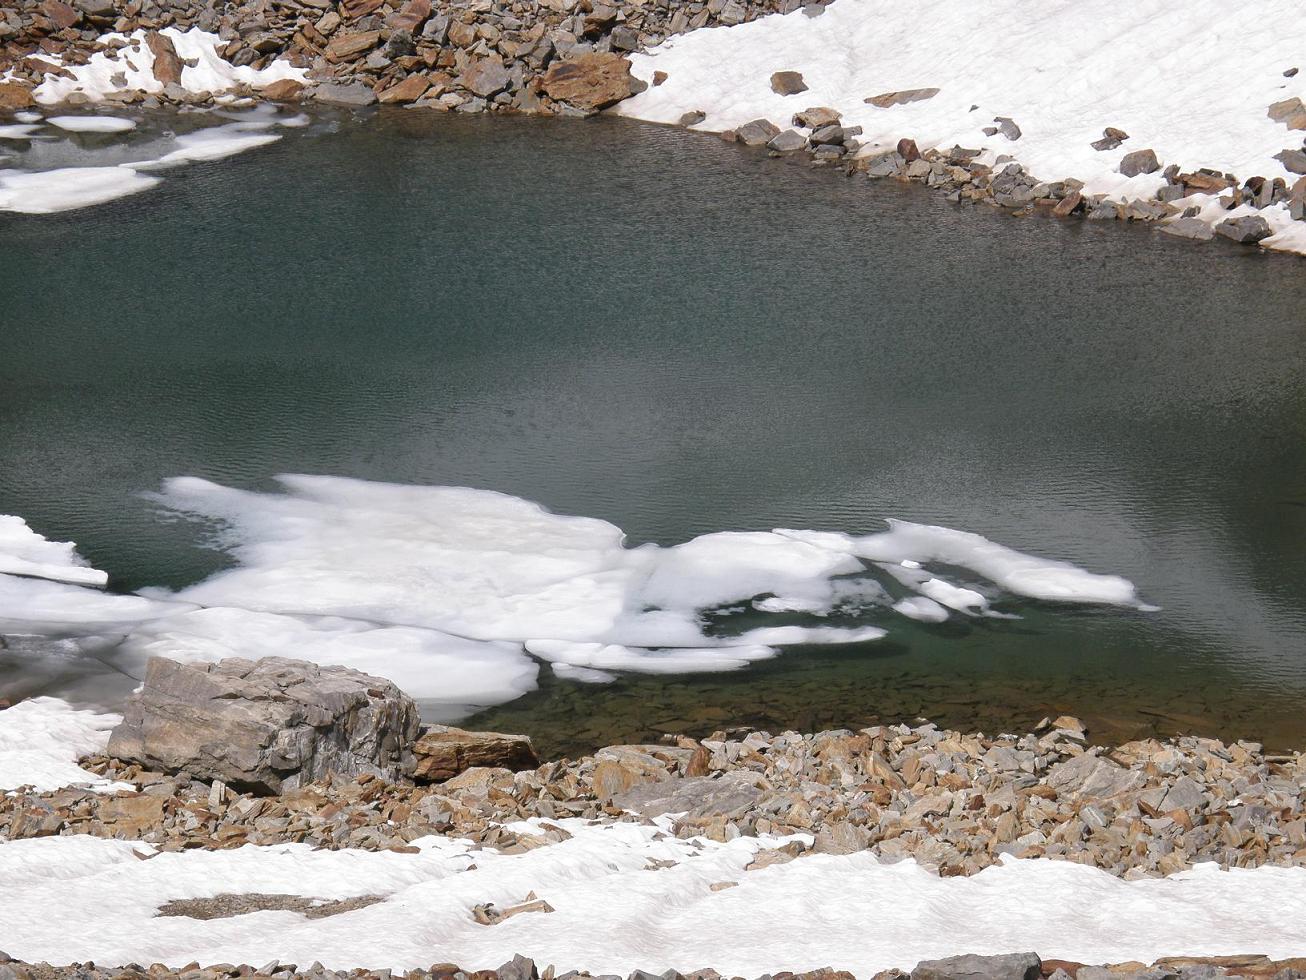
[767, 129, 807, 152]
[1119, 148, 1160, 176]
[864, 87, 939, 108]
[107, 656, 419, 794]
[541, 52, 639, 111]
[734, 118, 781, 146]
[1159, 217, 1214, 241]
[912, 953, 1042, 980]
[1214, 214, 1272, 243]
[769, 70, 807, 95]
[412, 725, 539, 782]
[313, 81, 379, 106]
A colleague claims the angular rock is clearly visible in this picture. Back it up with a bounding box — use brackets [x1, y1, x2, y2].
[734, 118, 781, 145]
[767, 128, 807, 152]
[611, 771, 763, 817]
[260, 78, 306, 102]
[792, 105, 840, 129]
[460, 56, 512, 98]
[107, 656, 420, 794]
[1052, 190, 1083, 217]
[770, 70, 807, 95]
[541, 52, 639, 111]
[39, 0, 81, 29]
[412, 725, 539, 782]
[1215, 214, 1272, 244]
[145, 31, 184, 87]
[678, 110, 706, 126]
[386, 0, 430, 33]
[912, 953, 1042, 980]
[865, 87, 939, 108]
[378, 74, 431, 104]
[324, 31, 381, 63]
[0, 82, 36, 110]
[896, 137, 920, 162]
[313, 81, 378, 106]
[1275, 149, 1306, 175]
[1119, 148, 1160, 176]
[1269, 97, 1306, 130]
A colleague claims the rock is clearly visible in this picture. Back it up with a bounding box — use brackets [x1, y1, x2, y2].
[809, 123, 847, 145]
[792, 105, 840, 128]
[0, 83, 35, 109]
[992, 116, 1021, 140]
[541, 52, 639, 111]
[1119, 148, 1160, 176]
[1275, 149, 1306, 175]
[734, 118, 781, 146]
[912, 953, 1042, 980]
[377, 74, 431, 104]
[1214, 214, 1272, 244]
[767, 129, 807, 152]
[612, 771, 763, 817]
[386, 0, 430, 33]
[39, 0, 81, 29]
[770, 70, 807, 95]
[1091, 127, 1129, 151]
[1160, 217, 1213, 242]
[99, 793, 165, 837]
[678, 110, 706, 126]
[313, 81, 378, 106]
[144, 31, 184, 87]
[106, 656, 419, 794]
[1052, 190, 1083, 217]
[460, 56, 512, 98]
[864, 87, 939, 108]
[1180, 171, 1233, 193]
[260, 78, 306, 102]
[896, 137, 920, 162]
[324, 31, 381, 63]
[411, 725, 539, 782]
[1269, 97, 1306, 130]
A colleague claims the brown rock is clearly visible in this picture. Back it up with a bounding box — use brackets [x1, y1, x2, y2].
[1052, 191, 1083, 217]
[770, 70, 807, 95]
[1180, 171, 1233, 193]
[377, 73, 431, 104]
[260, 78, 306, 102]
[541, 52, 639, 111]
[99, 794, 164, 838]
[792, 106, 840, 129]
[386, 0, 431, 33]
[0, 82, 35, 109]
[652, 70, 668, 86]
[145, 31, 184, 87]
[325, 31, 381, 63]
[1269, 96, 1306, 130]
[865, 87, 939, 108]
[411, 725, 539, 782]
[39, 0, 80, 29]
[896, 137, 920, 162]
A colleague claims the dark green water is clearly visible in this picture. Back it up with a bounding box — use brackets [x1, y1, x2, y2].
[2, 110, 1305, 754]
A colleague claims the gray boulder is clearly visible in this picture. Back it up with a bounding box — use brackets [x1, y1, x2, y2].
[1120, 148, 1160, 176]
[911, 953, 1042, 980]
[312, 81, 378, 106]
[1160, 217, 1214, 241]
[1215, 214, 1272, 243]
[767, 129, 808, 152]
[1275, 148, 1306, 175]
[734, 118, 782, 146]
[108, 656, 420, 793]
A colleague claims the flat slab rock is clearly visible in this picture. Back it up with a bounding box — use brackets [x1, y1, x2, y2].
[412, 725, 539, 782]
[911, 952, 1042, 980]
[107, 656, 419, 794]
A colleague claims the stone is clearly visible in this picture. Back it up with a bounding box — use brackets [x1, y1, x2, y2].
[541, 52, 639, 111]
[144, 31, 185, 87]
[1160, 217, 1214, 242]
[386, 0, 430, 32]
[1275, 149, 1306, 175]
[767, 129, 807, 152]
[809, 124, 847, 145]
[313, 81, 378, 106]
[378, 74, 431, 104]
[99, 793, 165, 837]
[678, 110, 706, 126]
[106, 656, 420, 794]
[792, 106, 840, 129]
[1181, 171, 1233, 193]
[1119, 148, 1160, 176]
[611, 772, 763, 817]
[1052, 190, 1083, 217]
[260, 78, 306, 102]
[39, 0, 81, 28]
[0, 82, 35, 110]
[459, 56, 512, 98]
[992, 116, 1021, 140]
[770, 70, 808, 95]
[324, 31, 382, 63]
[734, 118, 781, 146]
[1091, 127, 1129, 151]
[1269, 97, 1306, 130]
[1214, 215, 1272, 244]
[912, 953, 1042, 980]
[896, 137, 920, 162]
[412, 725, 539, 781]
[864, 87, 939, 108]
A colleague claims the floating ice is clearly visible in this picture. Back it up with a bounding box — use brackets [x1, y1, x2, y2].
[128, 123, 282, 169]
[0, 124, 42, 139]
[2, 817, 1306, 974]
[0, 575, 187, 633]
[47, 115, 137, 133]
[0, 515, 108, 587]
[0, 697, 132, 793]
[0, 165, 160, 213]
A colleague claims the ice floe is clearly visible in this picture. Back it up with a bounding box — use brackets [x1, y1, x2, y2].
[2, 817, 1306, 973]
[618, 0, 1306, 254]
[0, 476, 1150, 711]
[0, 697, 132, 794]
[47, 115, 138, 133]
[0, 515, 108, 588]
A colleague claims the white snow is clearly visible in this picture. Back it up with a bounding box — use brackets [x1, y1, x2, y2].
[618, 0, 1306, 254]
[0, 698, 131, 793]
[2, 818, 1306, 974]
[0, 515, 108, 588]
[0, 124, 43, 139]
[33, 28, 307, 105]
[0, 165, 160, 213]
[128, 123, 283, 169]
[0, 477, 1148, 709]
[47, 115, 138, 133]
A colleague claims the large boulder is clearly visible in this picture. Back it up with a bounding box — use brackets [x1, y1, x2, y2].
[107, 657, 420, 793]
[412, 724, 539, 782]
[541, 52, 640, 111]
[145, 31, 183, 87]
[912, 953, 1042, 980]
[1215, 214, 1272, 244]
[0, 82, 35, 110]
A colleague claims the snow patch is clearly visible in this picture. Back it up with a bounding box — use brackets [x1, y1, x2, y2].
[47, 115, 138, 133]
[0, 698, 131, 794]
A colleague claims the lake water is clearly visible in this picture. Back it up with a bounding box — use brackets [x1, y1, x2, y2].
[2, 109, 1305, 756]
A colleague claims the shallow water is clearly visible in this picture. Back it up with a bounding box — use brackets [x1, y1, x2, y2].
[2, 109, 1305, 754]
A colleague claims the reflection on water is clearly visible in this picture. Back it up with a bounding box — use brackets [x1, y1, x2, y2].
[1, 110, 1304, 750]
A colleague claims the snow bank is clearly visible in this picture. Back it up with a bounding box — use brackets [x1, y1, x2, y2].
[0, 698, 131, 793]
[618, 0, 1306, 253]
[33, 28, 306, 105]
[2, 819, 1306, 974]
[0, 477, 1148, 711]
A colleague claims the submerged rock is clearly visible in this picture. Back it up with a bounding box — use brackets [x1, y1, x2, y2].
[107, 656, 420, 793]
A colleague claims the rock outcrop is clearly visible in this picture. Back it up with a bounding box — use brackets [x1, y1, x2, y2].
[107, 656, 420, 793]
[411, 724, 539, 782]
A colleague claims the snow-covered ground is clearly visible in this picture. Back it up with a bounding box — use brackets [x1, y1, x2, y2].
[618, 0, 1306, 254]
[0, 698, 130, 794]
[2, 813, 1306, 974]
[0, 476, 1148, 715]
